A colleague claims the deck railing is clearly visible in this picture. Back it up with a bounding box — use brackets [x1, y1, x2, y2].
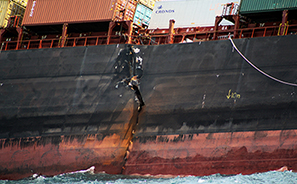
[2, 24, 297, 51]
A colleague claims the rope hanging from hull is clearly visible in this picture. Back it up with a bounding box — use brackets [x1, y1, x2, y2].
[229, 37, 297, 87]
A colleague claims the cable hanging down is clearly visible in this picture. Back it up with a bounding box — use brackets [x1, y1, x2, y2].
[228, 37, 297, 87]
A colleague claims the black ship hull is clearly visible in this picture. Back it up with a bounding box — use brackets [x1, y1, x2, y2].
[1, 35, 297, 179]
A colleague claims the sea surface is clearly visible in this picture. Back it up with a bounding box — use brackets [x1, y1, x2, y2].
[1, 169, 297, 184]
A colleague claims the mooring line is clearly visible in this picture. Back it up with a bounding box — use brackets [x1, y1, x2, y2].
[229, 37, 297, 87]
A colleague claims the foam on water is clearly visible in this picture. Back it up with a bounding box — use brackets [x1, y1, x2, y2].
[60, 166, 96, 175]
[1, 167, 297, 184]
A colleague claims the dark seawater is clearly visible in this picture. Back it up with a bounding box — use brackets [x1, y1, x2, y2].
[1, 170, 297, 184]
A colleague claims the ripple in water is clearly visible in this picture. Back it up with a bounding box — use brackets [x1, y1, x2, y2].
[1, 166, 297, 184]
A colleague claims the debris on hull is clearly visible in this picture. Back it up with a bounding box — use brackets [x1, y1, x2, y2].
[1, 35, 297, 179]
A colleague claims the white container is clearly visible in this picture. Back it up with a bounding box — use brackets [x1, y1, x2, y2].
[149, 0, 240, 29]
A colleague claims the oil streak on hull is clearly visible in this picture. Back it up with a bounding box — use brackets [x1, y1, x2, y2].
[0, 45, 138, 180]
[1, 35, 297, 179]
[124, 35, 297, 175]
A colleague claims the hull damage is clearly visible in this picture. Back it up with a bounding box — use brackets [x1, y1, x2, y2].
[0, 45, 141, 180]
[124, 35, 297, 175]
[1, 35, 297, 179]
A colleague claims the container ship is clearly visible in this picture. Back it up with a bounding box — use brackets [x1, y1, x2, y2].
[1, 0, 297, 180]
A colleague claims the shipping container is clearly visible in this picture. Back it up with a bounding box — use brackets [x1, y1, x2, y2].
[0, 0, 9, 28]
[133, 3, 153, 27]
[240, 0, 297, 14]
[139, 0, 158, 10]
[22, 0, 137, 26]
[148, 0, 241, 29]
[115, 0, 137, 21]
[0, 0, 28, 28]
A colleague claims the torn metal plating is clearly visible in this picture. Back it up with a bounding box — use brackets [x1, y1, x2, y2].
[113, 45, 144, 111]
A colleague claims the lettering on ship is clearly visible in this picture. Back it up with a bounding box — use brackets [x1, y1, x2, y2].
[226, 89, 241, 99]
[155, 5, 174, 14]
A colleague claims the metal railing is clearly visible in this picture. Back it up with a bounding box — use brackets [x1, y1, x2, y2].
[2, 24, 297, 51]
[132, 24, 297, 45]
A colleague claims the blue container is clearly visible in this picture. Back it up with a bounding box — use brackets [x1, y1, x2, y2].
[133, 3, 153, 27]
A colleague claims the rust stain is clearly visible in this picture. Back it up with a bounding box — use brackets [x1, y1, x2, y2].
[124, 130, 297, 176]
[0, 100, 138, 180]
[0, 132, 129, 180]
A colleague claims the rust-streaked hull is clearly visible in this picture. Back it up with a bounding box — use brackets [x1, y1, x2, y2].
[0, 44, 139, 180]
[125, 130, 297, 176]
[123, 35, 297, 175]
[1, 133, 130, 180]
[1, 35, 297, 179]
